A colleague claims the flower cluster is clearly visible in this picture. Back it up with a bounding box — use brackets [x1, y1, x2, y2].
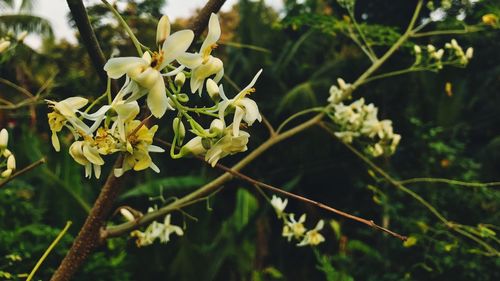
[271, 195, 326, 247]
[46, 13, 262, 178]
[327, 78, 352, 105]
[128, 208, 184, 247]
[327, 93, 401, 157]
[0, 129, 16, 178]
[413, 39, 473, 70]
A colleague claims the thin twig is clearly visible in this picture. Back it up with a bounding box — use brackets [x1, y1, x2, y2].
[0, 77, 34, 98]
[26, 222, 72, 281]
[398, 178, 500, 188]
[318, 122, 499, 255]
[207, 154, 407, 241]
[0, 157, 46, 188]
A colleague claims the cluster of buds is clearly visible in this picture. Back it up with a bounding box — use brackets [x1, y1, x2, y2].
[0, 32, 28, 54]
[125, 208, 184, 247]
[426, 0, 452, 11]
[0, 129, 16, 178]
[327, 97, 401, 157]
[271, 196, 326, 247]
[413, 39, 473, 70]
[46, 13, 263, 178]
[327, 78, 352, 105]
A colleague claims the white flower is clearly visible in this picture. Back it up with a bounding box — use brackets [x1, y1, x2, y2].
[282, 213, 307, 241]
[69, 140, 105, 179]
[271, 195, 288, 218]
[159, 215, 184, 243]
[104, 18, 194, 117]
[327, 78, 352, 105]
[177, 13, 224, 94]
[297, 220, 325, 247]
[0, 128, 8, 149]
[205, 125, 250, 167]
[47, 97, 91, 151]
[218, 69, 263, 136]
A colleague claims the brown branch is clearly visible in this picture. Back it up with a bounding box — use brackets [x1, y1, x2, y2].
[189, 0, 228, 39]
[211, 160, 408, 241]
[65, 0, 119, 94]
[0, 157, 46, 188]
[50, 157, 126, 281]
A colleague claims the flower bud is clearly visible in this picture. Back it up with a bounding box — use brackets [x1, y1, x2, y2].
[156, 15, 171, 45]
[209, 119, 225, 135]
[337, 78, 347, 89]
[451, 39, 459, 49]
[172, 117, 186, 143]
[7, 155, 15, 170]
[0, 40, 10, 53]
[413, 45, 421, 54]
[465, 47, 473, 59]
[0, 129, 8, 149]
[17, 31, 28, 42]
[3, 148, 12, 158]
[482, 13, 498, 26]
[206, 79, 220, 101]
[180, 136, 207, 156]
[433, 49, 444, 60]
[175, 72, 186, 87]
[1, 169, 12, 178]
[427, 44, 436, 53]
[120, 208, 135, 222]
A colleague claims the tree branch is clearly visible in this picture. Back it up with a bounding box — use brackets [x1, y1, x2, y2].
[189, 0, 228, 39]
[50, 157, 126, 281]
[65, 0, 119, 94]
[208, 156, 407, 241]
[0, 157, 46, 188]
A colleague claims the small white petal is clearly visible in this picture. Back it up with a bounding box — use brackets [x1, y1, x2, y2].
[147, 77, 168, 118]
[104, 57, 147, 79]
[160, 30, 195, 69]
[200, 13, 221, 54]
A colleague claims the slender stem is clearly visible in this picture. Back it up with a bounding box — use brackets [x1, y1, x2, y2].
[411, 26, 482, 38]
[348, 6, 377, 61]
[101, 0, 143, 56]
[276, 107, 324, 133]
[101, 113, 324, 238]
[0, 77, 33, 98]
[212, 159, 407, 241]
[26, 222, 72, 281]
[319, 122, 498, 254]
[350, 0, 423, 92]
[0, 157, 46, 188]
[399, 178, 500, 188]
[361, 67, 427, 85]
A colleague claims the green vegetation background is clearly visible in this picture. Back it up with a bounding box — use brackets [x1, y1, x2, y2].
[0, 0, 499, 280]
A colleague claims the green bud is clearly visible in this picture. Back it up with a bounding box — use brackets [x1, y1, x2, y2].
[173, 117, 186, 144]
[175, 72, 186, 87]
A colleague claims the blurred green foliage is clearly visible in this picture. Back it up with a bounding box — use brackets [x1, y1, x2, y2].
[0, 0, 499, 280]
